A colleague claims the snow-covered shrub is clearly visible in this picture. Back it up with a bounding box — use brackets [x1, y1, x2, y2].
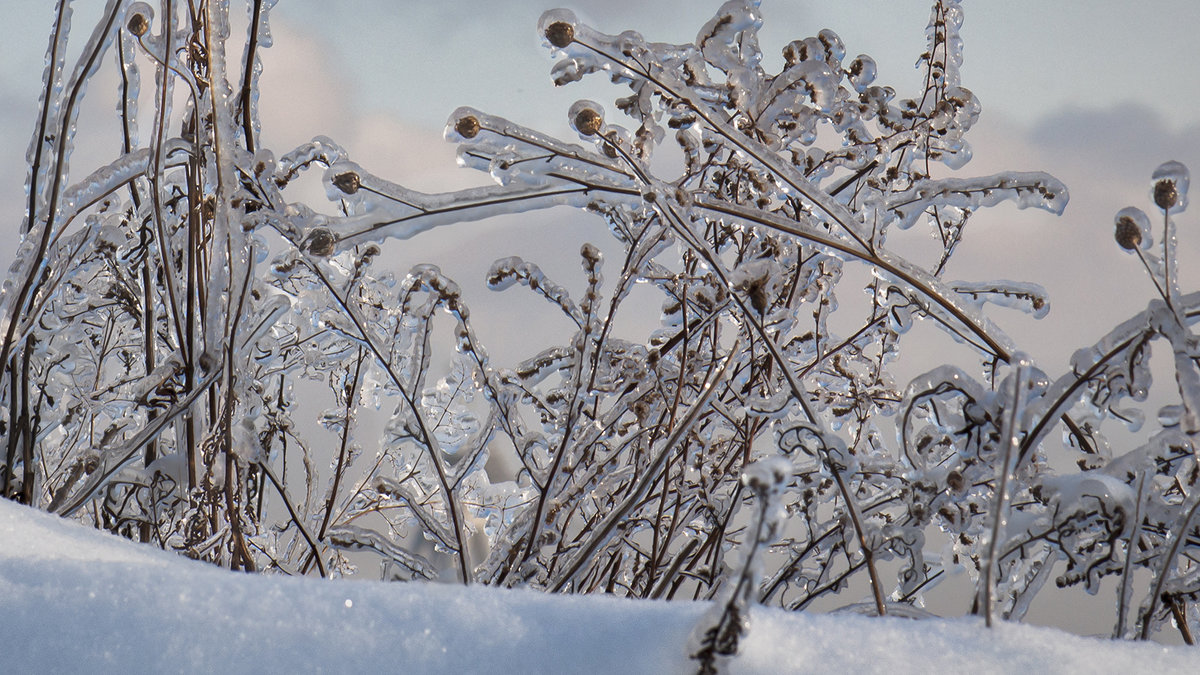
[1, 0, 1197, 654]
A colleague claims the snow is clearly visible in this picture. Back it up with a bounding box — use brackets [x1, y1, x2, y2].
[0, 499, 1193, 674]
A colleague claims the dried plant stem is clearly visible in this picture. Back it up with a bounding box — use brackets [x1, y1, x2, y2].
[1139, 490, 1200, 640]
[549, 343, 737, 592]
[303, 257, 472, 583]
[979, 365, 1024, 628]
[1114, 471, 1147, 639]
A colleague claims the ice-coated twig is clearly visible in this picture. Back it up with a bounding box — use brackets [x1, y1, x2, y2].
[885, 173, 1068, 230]
[327, 524, 437, 580]
[978, 360, 1027, 628]
[1138, 489, 1200, 640]
[1114, 471, 1147, 639]
[547, 340, 739, 592]
[51, 368, 221, 517]
[688, 456, 789, 675]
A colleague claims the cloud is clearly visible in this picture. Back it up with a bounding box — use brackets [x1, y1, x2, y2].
[1026, 103, 1200, 183]
[934, 106, 1200, 369]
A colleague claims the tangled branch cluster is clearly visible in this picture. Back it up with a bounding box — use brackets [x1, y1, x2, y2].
[2, 0, 1198, 658]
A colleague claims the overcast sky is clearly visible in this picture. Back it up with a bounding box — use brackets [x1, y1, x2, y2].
[0, 0, 1198, 368]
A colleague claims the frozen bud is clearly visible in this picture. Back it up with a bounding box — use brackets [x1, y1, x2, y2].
[128, 13, 149, 37]
[946, 469, 966, 495]
[332, 171, 360, 194]
[1114, 216, 1141, 250]
[1113, 207, 1151, 253]
[580, 242, 602, 266]
[545, 22, 574, 48]
[1151, 160, 1189, 213]
[782, 37, 824, 66]
[454, 115, 480, 139]
[569, 100, 604, 136]
[846, 55, 877, 93]
[601, 130, 620, 158]
[817, 28, 845, 64]
[305, 228, 336, 257]
[358, 244, 381, 268]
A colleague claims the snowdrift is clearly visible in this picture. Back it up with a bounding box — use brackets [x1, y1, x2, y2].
[0, 499, 1193, 673]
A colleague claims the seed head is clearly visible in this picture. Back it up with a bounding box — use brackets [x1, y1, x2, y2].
[306, 228, 336, 257]
[545, 22, 574, 48]
[1154, 179, 1179, 211]
[454, 115, 480, 139]
[573, 108, 602, 136]
[332, 171, 361, 195]
[128, 13, 149, 37]
[1114, 215, 1142, 251]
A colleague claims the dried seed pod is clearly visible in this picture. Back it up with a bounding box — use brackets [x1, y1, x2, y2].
[1113, 207, 1151, 253]
[545, 21, 574, 48]
[1114, 215, 1142, 251]
[569, 100, 604, 137]
[128, 13, 149, 37]
[574, 109, 602, 136]
[1154, 180, 1178, 211]
[454, 115, 480, 139]
[1151, 160, 1190, 213]
[332, 171, 360, 195]
[306, 228, 336, 257]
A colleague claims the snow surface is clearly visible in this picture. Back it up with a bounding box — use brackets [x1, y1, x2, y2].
[0, 499, 1194, 674]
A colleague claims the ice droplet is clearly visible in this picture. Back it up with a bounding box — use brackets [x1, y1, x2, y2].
[846, 54, 876, 92]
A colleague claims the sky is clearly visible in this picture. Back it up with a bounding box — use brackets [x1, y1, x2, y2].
[1, 0, 1198, 368]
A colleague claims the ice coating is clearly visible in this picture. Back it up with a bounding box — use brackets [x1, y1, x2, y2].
[886, 172, 1069, 230]
[4, 0, 128, 341]
[845, 54, 877, 92]
[922, 0, 965, 95]
[57, 139, 192, 220]
[950, 280, 1050, 319]
[22, 0, 74, 235]
[238, 0, 280, 153]
[117, 4, 148, 152]
[327, 524, 437, 580]
[688, 454, 787, 672]
[487, 257, 584, 326]
[8, 0, 1200, 649]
